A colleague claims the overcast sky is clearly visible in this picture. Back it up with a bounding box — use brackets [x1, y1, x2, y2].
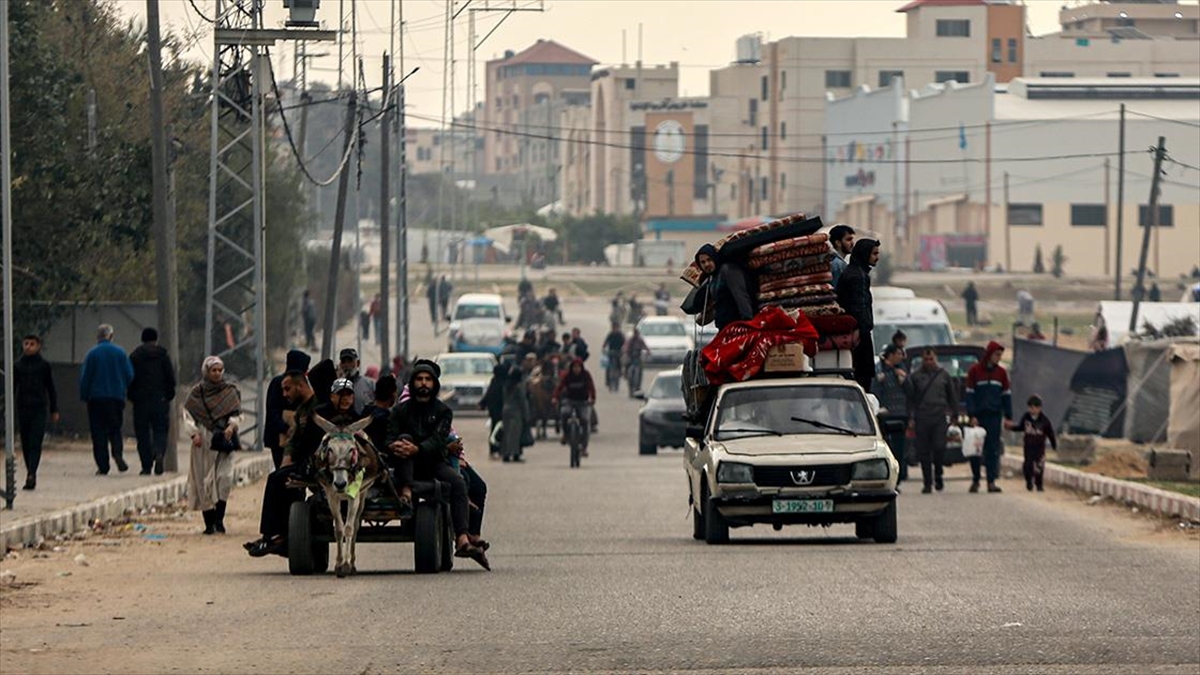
[119, 0, 1137, 124]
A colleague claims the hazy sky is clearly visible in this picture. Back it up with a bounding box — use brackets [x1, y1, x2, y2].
[121, 0, 1115, 124]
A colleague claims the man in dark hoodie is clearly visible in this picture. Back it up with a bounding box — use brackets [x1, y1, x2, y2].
[836, 238, 881, 392]
[127, 328, 177, 476]
[264, 349, 311, 469]
[387, 359, 489, 568]
[14, 335, 59, 490]
[965, 340, 1013, 493]
[695, 243, 756, 330]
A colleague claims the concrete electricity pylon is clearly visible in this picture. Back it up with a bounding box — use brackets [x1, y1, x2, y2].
[204, 0, 333, 448]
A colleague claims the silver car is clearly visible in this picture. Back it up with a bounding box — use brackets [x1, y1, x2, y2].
[434, 352, 497, 412]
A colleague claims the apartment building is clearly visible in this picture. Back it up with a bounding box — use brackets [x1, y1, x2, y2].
[482, 39, 597, 177]
[702, 0, 1200, 222]
[824, 74, 1199, 278]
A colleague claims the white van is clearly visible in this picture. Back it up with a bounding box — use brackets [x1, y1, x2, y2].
[871, 296, 955, 349]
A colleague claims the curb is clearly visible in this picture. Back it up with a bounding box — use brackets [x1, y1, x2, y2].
[0, 455, 275, 551]
[1000, 455, 1200, 522]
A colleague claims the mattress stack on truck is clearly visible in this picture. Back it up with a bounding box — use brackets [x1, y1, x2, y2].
[680, 212, 861, 422]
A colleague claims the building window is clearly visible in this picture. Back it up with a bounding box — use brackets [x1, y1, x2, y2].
[495, 97, 502, 109]
[693, 125, 709, 200]
[1008, 38, 1018, 63]
[825, 70, 852, 88]
[1154, 73, 1180, 78]
[1116, 17, 1135, 28]
[730, 183, 737, 200]
[1071, 204, 1107, 227]
[1008, 203, 1043, 226]
[760, 177, 768, 200]
[1040, 71, 1075, 78]
[781, 70, 787, 91]
[780, 172, 786, 192]
[780, 122, 787, 140]
[625, 78, 636, 90]
[991, 38, 1002, 63]
[512, 94, 519, 106]
[1107, 72, 1132, 78]
[748, 98, 757, 126]
[879, 70, 904, 87]
[761, 126, 768, 150]
[936, 19, 971, 37]
[534, 92, 549, 104]
[761, 75, 769, 101]
[1139, 204, 1174, 227]
[935, 71, 970, 84]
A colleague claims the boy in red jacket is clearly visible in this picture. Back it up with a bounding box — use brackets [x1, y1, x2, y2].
[1008, 395, 1057, 492]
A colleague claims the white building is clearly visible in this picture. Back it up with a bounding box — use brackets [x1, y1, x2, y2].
[824, 75, 1200, 278]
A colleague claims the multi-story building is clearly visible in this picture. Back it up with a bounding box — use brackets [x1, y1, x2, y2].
[483, 39, 596, 178]
[702, 0, 1200, 221]
[824, 74, 1199, 278]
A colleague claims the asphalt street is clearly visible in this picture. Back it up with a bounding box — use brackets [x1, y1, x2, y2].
[1, 294, 1198, 675]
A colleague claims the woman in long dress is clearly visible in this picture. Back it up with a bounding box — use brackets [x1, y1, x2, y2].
[183, 356, 241, 535]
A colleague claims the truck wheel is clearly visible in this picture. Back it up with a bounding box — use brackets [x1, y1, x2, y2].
[854, 519, 875, 540]
[288, 501, 327, 575]
[691, 493, 705, 540]
[413, 501, 443, 574]
[704, 495, 729, 545]
[872, 501, 898, 544]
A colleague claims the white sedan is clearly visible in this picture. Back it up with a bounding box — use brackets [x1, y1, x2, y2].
[434, 352, 497, 412]
[636, 316, 694, 365]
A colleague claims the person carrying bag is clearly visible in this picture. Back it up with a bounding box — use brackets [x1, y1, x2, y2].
[183, 356, 242, 535]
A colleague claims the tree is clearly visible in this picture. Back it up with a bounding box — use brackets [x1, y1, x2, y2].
[553, 213, 642, 264]
[1032, 245, 1045, 274]
[1050, 245, 1067, 278]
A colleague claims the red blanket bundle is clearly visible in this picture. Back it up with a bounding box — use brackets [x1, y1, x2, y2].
[747, 243, 832, 270]
[758, 282, 835, 303]
[701, 305, 820, 384]
[747, 232, 829, 257]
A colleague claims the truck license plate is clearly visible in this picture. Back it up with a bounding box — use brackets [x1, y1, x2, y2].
[772, 499, 834, 514]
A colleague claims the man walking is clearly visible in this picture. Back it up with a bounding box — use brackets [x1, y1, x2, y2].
[961, 282, 980, 326]
[906, 348, 958, 493]
[128, 327, 177, 475]
[425, 268, 440, 324]
[828, 224, 855, 288]
[835, 239, 881, 393]
[965, 341, 1013, 493]
[79, 324, 134, 475]
[875, 344, 909, 486]
[14, 335, 59, 490]
[301, 290, 317, 350]
[438, 275, 453, 323]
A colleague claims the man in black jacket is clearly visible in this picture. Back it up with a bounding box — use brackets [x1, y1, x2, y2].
[14, 335, 59, 490]
[128, 328, 177, 475]
[264, 349, 311, 469]
[697, 244, 755, 330]
[836, 238, 880, 392]
[387, 359, 489, 568]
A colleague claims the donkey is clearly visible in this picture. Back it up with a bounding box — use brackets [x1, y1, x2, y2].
[312, 415, 397, 578]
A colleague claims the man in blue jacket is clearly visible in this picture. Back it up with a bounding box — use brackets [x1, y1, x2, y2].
[79, 324, 134, 474]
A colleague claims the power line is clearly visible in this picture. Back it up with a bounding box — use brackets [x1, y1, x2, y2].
[1125, 108, 1200, 129]
[407, 110, 1143, 166]
[186, 0, 215, 24]
[265, 46, 359, 186]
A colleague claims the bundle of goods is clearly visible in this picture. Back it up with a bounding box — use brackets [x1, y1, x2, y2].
[700, 305, 820, 385]
[743, 232, 841, 318]
[679, 213, 819, 288]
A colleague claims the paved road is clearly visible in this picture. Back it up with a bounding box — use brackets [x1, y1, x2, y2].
[2, 294, 1198, 674]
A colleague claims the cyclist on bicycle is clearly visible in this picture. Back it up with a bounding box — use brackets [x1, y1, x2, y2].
[602, 322, 625, 390]
[552, 358, 596, 456]
[623, 327, 649, 394]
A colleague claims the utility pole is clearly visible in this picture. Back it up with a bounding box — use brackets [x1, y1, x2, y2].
[380, 54, 391, 370]
[1003, 172, 1011, 272]
[322, 92, 358, 360]
[1104, 157, 1111, 277]
[146, 0, 180, 472]
[398, 81, 409, 358]
[1, 0, 16, 508]
[1115, 103, 1126, 300]
[1129, 136, 1166, 334]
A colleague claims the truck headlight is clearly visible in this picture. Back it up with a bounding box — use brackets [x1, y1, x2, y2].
[716, 461, 754, 483]
[851, 459, 890, 481]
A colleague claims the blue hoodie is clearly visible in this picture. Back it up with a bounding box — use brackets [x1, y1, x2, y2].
[79, 340, 134, 402]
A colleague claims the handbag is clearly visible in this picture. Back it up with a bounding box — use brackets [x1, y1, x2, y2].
[201, 389, 240, 453]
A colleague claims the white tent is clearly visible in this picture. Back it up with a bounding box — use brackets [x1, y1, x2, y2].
[1093, 301, 1200, 347]
[482, 223, 559, 249]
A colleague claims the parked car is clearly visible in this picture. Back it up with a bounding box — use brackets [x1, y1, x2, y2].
[434, 352, 497, 412]
[871, 297, 955, 352]
[448, 293, 509, 354]
[636, 367, 688, 455]
[903, 344, 986, 466]
[684, 376, 901, 545]
[636, 316, 693, 365]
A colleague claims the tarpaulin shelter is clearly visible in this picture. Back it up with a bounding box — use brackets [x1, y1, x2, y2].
[1011, 338, 1125, 438]
[1122, 338, 1200, 444]
[1167, 342, 1200, 454]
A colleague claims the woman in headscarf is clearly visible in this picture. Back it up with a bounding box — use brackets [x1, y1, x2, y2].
[183, 356, 242, 535]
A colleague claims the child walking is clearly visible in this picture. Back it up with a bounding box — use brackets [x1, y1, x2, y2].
[1009, 395, 1056, 491]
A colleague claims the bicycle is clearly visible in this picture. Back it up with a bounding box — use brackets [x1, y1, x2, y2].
[559, 401, 588, 469]
[605, 351, 622, 393]
[626, 359, 643, 398]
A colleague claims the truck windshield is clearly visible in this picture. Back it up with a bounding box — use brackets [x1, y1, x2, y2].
[714, 386, 875, 441]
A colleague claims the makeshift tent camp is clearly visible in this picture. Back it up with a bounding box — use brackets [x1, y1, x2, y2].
[1168, 342, 1200, 455]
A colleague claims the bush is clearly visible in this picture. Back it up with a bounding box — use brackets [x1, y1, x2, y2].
[1051, 245, 1067, 278]
[1033, 245, 1045, 274]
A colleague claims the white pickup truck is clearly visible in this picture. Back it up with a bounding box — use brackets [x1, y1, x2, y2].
[684, 376, 901, 545]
